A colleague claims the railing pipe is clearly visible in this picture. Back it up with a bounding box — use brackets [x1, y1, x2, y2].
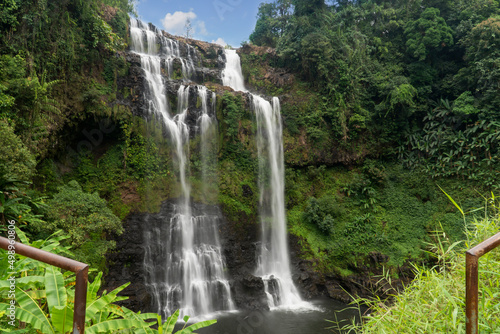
[466, 232, 500, 334]
[0, 236, 89, 334]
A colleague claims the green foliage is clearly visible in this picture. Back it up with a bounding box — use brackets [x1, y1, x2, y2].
[41, 180, 123, 269]
[0, 176, 47, 229]
[218, 159, 258, 224]
[0, 0, 133, 159]
[0, 120, 44, 229]
[219, 93, 257, 172]
[247, 0, 500, 154]
[287, 162, 474, 273]
[292, 0, 326, 17]
[399, 102, 500, 189]
[124, 129, 164, 181]
[381, 83, 418, 117]
[341, 160, 385, 211]
[463, 16, 500, 63]
[0, 230, 216, 333]
[404, 7, 454, 61]
[273, 7, 379, 142]
[0, 121, 36, 182]
[303, 196, 339, 234]
[103, 55, 128, 88]
[250, 3, 283, 47]
[0, 0, 19, 29]
[0, 55, 62, 153]
[452, 91, 479, 116]
[456, 16, 500, 119]
[221, 93, 245, 140]
[0, 54, 25, 114]
[249, 0, 293, 47]
[153, 309, 217, 334]
[337, 196, 500, 333]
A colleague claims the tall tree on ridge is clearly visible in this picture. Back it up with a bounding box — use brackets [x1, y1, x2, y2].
[293, 0, 326, 16]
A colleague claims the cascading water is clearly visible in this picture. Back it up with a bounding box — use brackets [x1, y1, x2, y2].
[131, 18, 196, 80]
[221, 50, 247, 92]
[130, 18, 234, 318]
[197, 86, 217, 198]
[253, 96, 304, 309]
[222, 49, 306, 309]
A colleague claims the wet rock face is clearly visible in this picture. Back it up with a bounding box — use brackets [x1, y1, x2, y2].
[117, 33, 225, 126]
[103, 199, 413, 314]
[118, 57, 219, 136]
[104, 202, 308, 313]
[288, 234, 415, 304]
[104, 199, 332, 313]
[115, 52, 148, 117]
[103, 209, 150, 312]
[104, 200, 270, 313]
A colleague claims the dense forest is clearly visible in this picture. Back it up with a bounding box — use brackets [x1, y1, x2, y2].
[241, 0, 500, 272]
[0, 0, 499, 332]
[249, 0, 499, 183]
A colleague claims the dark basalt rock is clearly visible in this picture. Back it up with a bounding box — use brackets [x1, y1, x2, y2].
[104, 199, 413, 313]
[103, 210, 150, 311]
[104, 199, 270, 313]
[193, 67, 221, 84]
[118, 51, 222, 137]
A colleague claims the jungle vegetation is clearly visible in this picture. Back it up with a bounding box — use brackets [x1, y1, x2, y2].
[0, 0, 499, 332]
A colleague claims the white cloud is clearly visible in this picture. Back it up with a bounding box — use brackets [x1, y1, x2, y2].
[161, 10, 208, 37]
[212, 38, 227, 47]
[161, 11, 197, 36]
[197, 21, 208, 36]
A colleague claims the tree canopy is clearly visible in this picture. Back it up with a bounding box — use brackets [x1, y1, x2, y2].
[249, 0, 500, 184]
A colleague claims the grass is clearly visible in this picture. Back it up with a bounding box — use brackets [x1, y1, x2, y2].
[331, 194, 500, 333]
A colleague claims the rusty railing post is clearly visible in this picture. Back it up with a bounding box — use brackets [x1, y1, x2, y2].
[465, 232, 500, 334]
[0, 236, 89, 334]
[466, 251, 479, 334]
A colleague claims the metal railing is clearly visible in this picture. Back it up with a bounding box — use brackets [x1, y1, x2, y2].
[466, 232, 500, 334]
[0, 236, 89, 334]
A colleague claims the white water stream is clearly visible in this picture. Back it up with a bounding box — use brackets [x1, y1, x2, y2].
[130, 18, 234, 318]
[222, 49, 309, 309]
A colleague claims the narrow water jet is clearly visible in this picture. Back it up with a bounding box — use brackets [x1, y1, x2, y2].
[197, 86, 217, 200]
[222, 49, 307, 309]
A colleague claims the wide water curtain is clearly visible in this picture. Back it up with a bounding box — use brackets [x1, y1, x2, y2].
[130, 18, 234, 318]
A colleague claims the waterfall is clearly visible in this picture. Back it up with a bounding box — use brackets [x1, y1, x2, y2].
[130, 18, 234, 318]
[197, 87, 217, 199]
[131, 18, 196, 80]
[222, 50, 247, 92]
[222, 49, 306, 309]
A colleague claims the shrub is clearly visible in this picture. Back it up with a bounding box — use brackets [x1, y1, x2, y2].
[42, 180, 123, 269]
[334, 195, 500, 333]
[303, 196, 338, 234]
[0, 120, 36, 182]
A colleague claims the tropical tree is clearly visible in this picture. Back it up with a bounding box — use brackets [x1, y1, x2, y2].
[0, 121, 36, 183]
[292, 0, 326, 17]
[457, 17, 500, 119]
[249, 0, 293, 47]
[404, 7, 454, 62]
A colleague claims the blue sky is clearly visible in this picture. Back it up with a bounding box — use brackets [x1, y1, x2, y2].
[134, 0, 270, 47]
